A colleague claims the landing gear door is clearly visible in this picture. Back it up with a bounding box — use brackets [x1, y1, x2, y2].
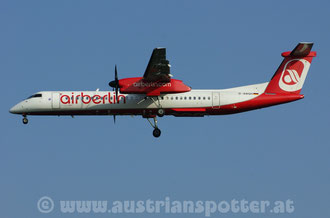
[212, 92, 220, 109]
[52, 93, 60, 109]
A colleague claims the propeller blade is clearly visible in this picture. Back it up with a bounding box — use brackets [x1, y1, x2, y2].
[109, 64, 119, 88]
[115, 86, 119, 101]
[115, 65, 118, 82]
[115, 65, 119, 101]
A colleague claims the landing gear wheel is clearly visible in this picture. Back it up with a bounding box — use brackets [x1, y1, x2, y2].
[147, 117, 162, 138]
[22, 117, 28, 124]
[153, 128, 161, 138]
[157, 108, 165, 117]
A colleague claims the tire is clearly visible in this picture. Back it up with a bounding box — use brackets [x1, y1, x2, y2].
[22, 117, 28, 124]
[157, 108, 165, 117]
[153, 128, 161, 138]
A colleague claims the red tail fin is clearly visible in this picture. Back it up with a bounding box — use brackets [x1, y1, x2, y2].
[265, 42, 316, 94]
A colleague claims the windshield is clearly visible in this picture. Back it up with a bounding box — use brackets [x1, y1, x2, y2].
[27, 94, 42, 99]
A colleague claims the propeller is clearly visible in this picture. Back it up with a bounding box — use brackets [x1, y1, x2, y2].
[109, 65, 119, 100]
[109, 65, 119, 124]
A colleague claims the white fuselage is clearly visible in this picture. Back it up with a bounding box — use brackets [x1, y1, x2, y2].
[10, 82, 268, 116]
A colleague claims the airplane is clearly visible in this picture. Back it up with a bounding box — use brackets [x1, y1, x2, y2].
[10, 42, 316, 137]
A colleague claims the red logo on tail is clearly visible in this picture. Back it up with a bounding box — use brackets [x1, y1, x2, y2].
[279, 59, 310, 92]
[282, 69, 300, 85]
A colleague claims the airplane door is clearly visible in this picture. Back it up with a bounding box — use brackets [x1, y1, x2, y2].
[52, 93, 60, 109]
[212, 92, 220, 109]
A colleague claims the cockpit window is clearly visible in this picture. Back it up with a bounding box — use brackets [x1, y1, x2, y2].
[27, 94, 42, 99]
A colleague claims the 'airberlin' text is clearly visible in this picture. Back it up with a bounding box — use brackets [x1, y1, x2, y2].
[60, 92, 126, 105]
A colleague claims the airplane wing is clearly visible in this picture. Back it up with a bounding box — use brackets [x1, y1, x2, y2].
[143, 48, 172, 83]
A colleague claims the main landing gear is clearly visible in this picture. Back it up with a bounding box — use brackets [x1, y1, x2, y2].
[157, 108, 165, 117]
[147, 116, 161, 138]
[139, 96, 164, 137]
[150, 97, 165, 117]
[139, 96, 165, 117]
[22, 115, 28, 124]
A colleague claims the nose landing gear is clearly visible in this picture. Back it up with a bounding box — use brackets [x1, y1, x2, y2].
[22, 116, 28, 124]
[147, 116, 161, 138]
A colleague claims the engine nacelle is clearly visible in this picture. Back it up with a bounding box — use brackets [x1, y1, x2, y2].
[118, 77, 191, 96]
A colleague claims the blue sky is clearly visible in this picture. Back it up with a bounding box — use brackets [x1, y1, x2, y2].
[1, 0, 329, 217]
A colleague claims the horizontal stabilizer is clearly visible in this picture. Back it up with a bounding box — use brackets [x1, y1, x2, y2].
[283, 42, 314, 57]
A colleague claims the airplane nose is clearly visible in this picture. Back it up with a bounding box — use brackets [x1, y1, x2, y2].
[9, 105, 17, 114]
[9, 103, 23, 114]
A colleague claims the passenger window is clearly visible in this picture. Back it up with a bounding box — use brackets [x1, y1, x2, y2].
[198, 97, 201, 100]
[203, 97, 206, 100]
[184, 97, 187, 100]
[208, 97, 211, 100]
[193, 97, 196, 100]
[189, 97, 192, 100]
[175, 97, 178, 100]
